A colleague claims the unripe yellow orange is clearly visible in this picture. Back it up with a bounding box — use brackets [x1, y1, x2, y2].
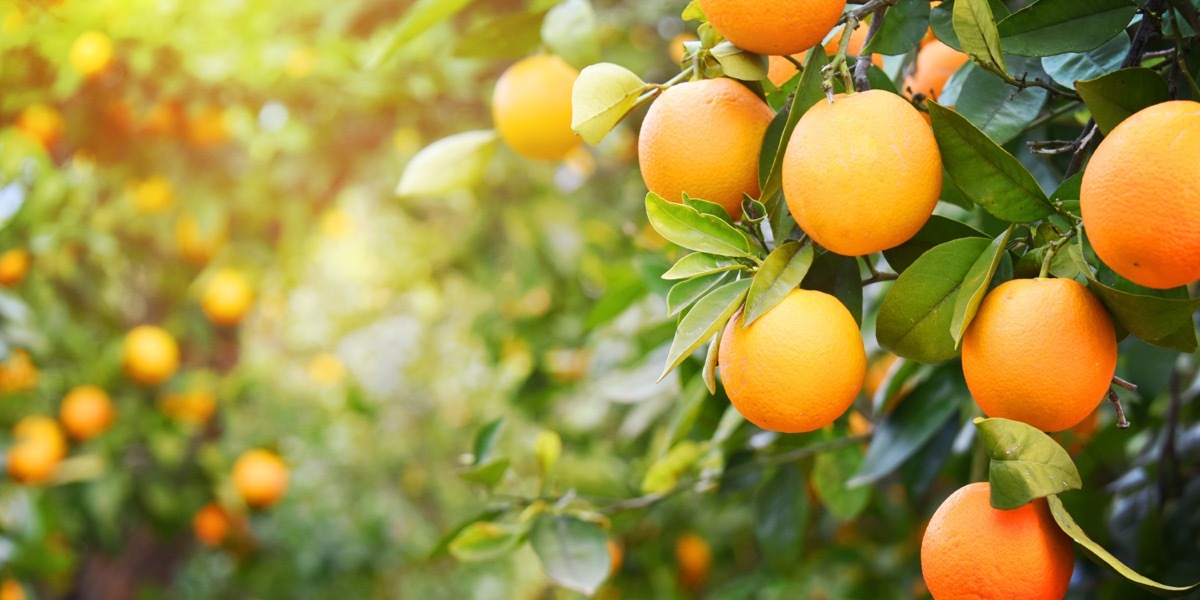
[492, 55, 580, 161]
[69, 31, 113, 77]
[122, 325, 180, 386]
[698, 0, 847, 56]
[160, 387, 218, 424]
[201, 268, 254, 326]
[59, 385, 115, 441]
[0, 249, 30, 288]
[233, 449, 289, 508]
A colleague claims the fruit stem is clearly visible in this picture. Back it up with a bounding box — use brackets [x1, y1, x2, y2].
[1112, 375, 1138, 392]
[852, 0, 891, 93]
[1106, 389, 1131, 429]
[1038, 225, 1078, 279]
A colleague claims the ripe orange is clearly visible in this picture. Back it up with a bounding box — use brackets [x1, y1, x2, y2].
[607, 539, 623, 575]
[639, 78, 774, 219]
[674, 532, 712, 591]
[0, 349, 39, 393]
[0, 579, 23, 600]
[193, 503, 232, 547]
[698, 0, 847, 56]
[59, 385, 115, 441]
[719, 288, 865, 433]
[233, 449, 289, 508]
[922, 482, 1074, 599]
[783, 90, 942, 256]
[0, 248, 30, 288]
[159, 386, 218, 424]
[122, 325, 180, 386]
[69, 31, 113, 77]
[903, 40, 969, 101]
[8, 415, 67, 485]
[1080, 100, 1200, 289]
[201, 268, 254, 326]
[962, 278, 1117, 432]
[15, 104, 63, 150]
[491, 55, 580, 161]
[130, 176, 173, 213]
[176, 213, 229, 265]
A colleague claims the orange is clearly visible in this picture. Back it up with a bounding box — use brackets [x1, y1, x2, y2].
[962, 278, 1117, 432]
[607, 539, 623, 575]
[176, 213, 229, 265]
[159, 387, 218, 424]
[0, 249, 30, 287]
[674, 532, 712, 592]
[719, 288, 865, 433]
[921, 482, 1074, 599]
[1081, 100, 1200, 289]
[902, 40, 969, 101]
[639, 78, 774, 219]
[783, 90, 942, 255]
[669, 32, 698, 64]
[59, 385, 115, 441]
[0, 349, 39, 393]
[8, 415, 67, 485]
[0, 579, 23, 600]
[130, 176, 173, 213]
[69, 31, 113, 77]
[698, 0, 847, 56]
[122, 325, 180, 386]
[187, 106, 230, 148]
[193, 503, 232, 547]
[491, 55, 580, 161]
[232, 449, 289, 508]
[863, 352, 898, 399]
[15, 104, 63, 150]
[201, 268, 254, 326]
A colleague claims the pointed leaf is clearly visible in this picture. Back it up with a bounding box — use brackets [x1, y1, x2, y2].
[950, 225, 1016, 345]
[703, 327, 722, 395]
[863, 0, 933, 55]
[954, 67, 1049, 145]
[975, 417, 1082, 509]
[660, 279, 752, 380]
[743, 242, 814, 327]
[645, 193, 753, 258]
[662, 253, 749, 280]
[883, 216, 988, 273]
[953, 0, 1008, 72]
[760, 48, 828, 203]
[449, 521, 526, 562]
[529, 515, 610, 595]
[710, 41, 769, 81]
[1084, 275, 1200, 351]
[571, 63, 650, 145]
[667, 272, 732, 316]
[997, 0, 1138, 58]
[1076, 67, 1171, 135]
[396, 130, 498, 197]
[473, 417, 505, 465]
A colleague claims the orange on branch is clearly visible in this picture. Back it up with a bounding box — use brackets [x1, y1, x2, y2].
[193, 503, 232, 547]
[201, 268, 254, 326]
[698, 0, 847, 56]
[69, 31, 113, 77]
[492, 55, 580, 161]
[8, 415, 67, 485]
[233, 449, 289, 508]
[59, 385, 115, 441]
[122, 325, 180, 386]
[0, 249, 30, 288]
[903, 40, 969, 101]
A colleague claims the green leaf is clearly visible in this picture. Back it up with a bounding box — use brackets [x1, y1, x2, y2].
[542, 0, 601, 70]
[645, 193, 753, 258]
[1051, 172, 1084, 202]
[453, 10, 548, 59]
[863, 0, 933, 55]
[681, 0, 704, 21]
[367, 0, 474, 69]
[1041, 34, 1130, 89]
[997, 0, 1138, 58]
[742, 242, 814, 327]
[1076, 67, 1171, 135]
[812, 445, 872, 521]
[929, 102, 1053, 222]
[642, 441, 705, 493]
[759, 48, 828, 203]
[396, 131, 499, 197]
[429, 508, 509, 559]
[458, 458, 511, 487]
[950, 225, 1016, 346]
[703, 325, 722, 394]
[571, 63, 650, 145]
[710, 41, 769, 81]
[667, 272, 732, 316]
[684, 194, 736, 224]
[877, 237, 992, 363]
[883, 215, 988, 273]
[754, 464, 808, 573]
[660, 278, 752, 380]
[975, 418, 1082, 509]
[803, 252, 864, 325]
[932, 0, 1012, 51]
[1084, 275, 1200, 351]
[449, 521, 526, 562]
[473, 417, 505, 465]
[529, 515, 610, 595]
[662, 253, 749, 280]
[1046, 495, 1200, 596]
[954, 67, 1049, 145]
[953, 0, 1008, 73]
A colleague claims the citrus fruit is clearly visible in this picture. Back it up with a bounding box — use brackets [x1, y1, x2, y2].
[921, 482, 1074, 599]
[69, 31, 113, 77]
[783, 90, 942, 255]
[0, 579, 23, 600]
[0, 349, 39, 393]
[193, 503, 232, 547]
[638, 78, 774, 219]
[491, 55, 580, 161]
[122, 325, 180, 386]
[962, 278, 1117, 432]
[159, 387, 218, 424]
[59, 385, 115, 441]
[187, 106, 229, 148]
[15, 104, 63, 150]
[719, 288, 865, 433]
[675, 532, 712, 591]
[0, 248, 30, 288]
[8, 415, 67, 485]
[698, 0, 847, 56]
[130, 176, 173, 213]
[233, 449, 289, 508]
[176, 213, 228, 265]
[201, 268, 254, 326]
[903, 40, 969, 101]
[1080, 100, 1200, 289]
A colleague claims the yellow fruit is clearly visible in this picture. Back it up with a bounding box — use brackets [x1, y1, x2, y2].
[783, 90, 942, 255]
[176, 213, 228, 265]
[674, 532, 712, 592]
[962, 278, 1117, 432]
[69, 31, 113, 77]
[902, 40, 969, 101]
[201, 268, 254, 326]
[159, 387, 218, 424]
[0, 349, 39, 393]
[921, 482, 1074, 599]
[719, 289, 865, 433]
[8, 415, 67, 485]
[698, 0, 847, 56]
[130, 176, 174, 213]
[491, 55, 580, 161]
[1080, 100, 1200, 289]
[193, 503, 232, 547]
[0, 249, 30, 288]
[122, 325, 180, 386]
[59, 385, 115, 441]
[15, 104, 63, 150]
[639, 78, 774, 219]
[232, 449, 289, 508]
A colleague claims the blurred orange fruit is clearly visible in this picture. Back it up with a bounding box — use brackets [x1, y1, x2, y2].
[201, 268, 254, 326]
[59, 385, 115, 441]
[719, 289, 865, 433]
[962, 278, 1117, 432]
[698, 0, 846, 56]
[159, 387, 218, 424]
[607, 539, 624, 575]
[15, 104, 63, 150]
[902, 40, 969, 101]
[69, 31, 113, 77]
[669, 32, 698, 64]
[674, 532, 712, 592]
[863, 352, 899, 399]
[187, 106, 230, 148]
[492, 55, 581, 161]
[8, 415, 67, 484]
[0, 579, 23, 600]
[122, 325, 180, 386]
[193, 503, 232, 547]
[0, 349, 39, 393]
[233, 449, 289, 508]
[0, 249, 30, 288]
[639, 78, 773, 219]
[130, 176, 173, 213]
[176, 213, 229, 266]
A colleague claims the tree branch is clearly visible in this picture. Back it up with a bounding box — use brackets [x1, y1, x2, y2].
[854, 2, 888, 92]
[1107, 388, 1131, 429]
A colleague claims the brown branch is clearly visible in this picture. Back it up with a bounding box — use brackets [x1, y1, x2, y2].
[1112, 375, 1138, 392]
[854, 2, 888, 92]
[1107, 389, 1131, 429]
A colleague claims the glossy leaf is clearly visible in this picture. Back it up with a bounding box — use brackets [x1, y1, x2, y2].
[754, 464, 808, 572]
[1084, 275, 1200, 352]
[529, 514, 611, 595]
[645, 193, 753, 258]
[953, 0, 1008, 72]
[863, 0, 932, 55]
[396, 130, 498, 197]
[1041, 34, 1131, 89]
[667, 272, 732, 316]
[660, 278, 752, 380]
[883, 215, 988, 273]
[975, 417, 1082, 509]
[743, 242, 814, 327]
[662, 253, 749, 280]
[950, 225, 1016, 346]
[954, 68, 1049, 145]
[997, 0, 1138, 58]
[812, 445, 872, 521]
[571, 63, 650, 145]
[803, 252, 864, 325]
[759, 48, 828, 203]
[685, 195, 736, 224]
[710, 41, 769, 81]
[932, 0, 1011, 51]
[1076, 68, 1171, 135]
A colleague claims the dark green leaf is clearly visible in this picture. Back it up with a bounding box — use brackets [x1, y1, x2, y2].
[864, 0, 932, 55]
[953, 0, 1008, 72]
[954, 68, 1049, 145]
[662, 253, 750, 280]
[802, 252, 864, 325]
[1076, 67, 1171, 135]
[754, 464, 808, 572]
[997, 0, 1138, 58]
[975, 418, 1082, 509]
[473, 417, 505, 465]
[645, 193, 753, 258]
[667, 272, 732, 316]
[529, 515, 611, 595]
[449, 521, 526, 562]
[812, 445, 872, 521]
[1084, 274, 1200, 351]
[743, 242, 814, 327]
[759, 48, 829, 203]
[950, 225, 1016, 345]
[1041, 34, 1131, 88]
[660, 278, 752, 380]
[883, 215, 988, 273]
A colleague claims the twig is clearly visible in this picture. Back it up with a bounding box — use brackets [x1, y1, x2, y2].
[853, 2, 888, 92]
[1063, 120, 1099, 178]
[1166, 0, 1200, 36]
[862, 271, 899, 285]
[1024, 101, 1082, 132]
[1038, 225, 1078, 278]
[837, 0, 897, 26]
[1107, 389, 1131, 429]
[1112, 375, 1138, 392]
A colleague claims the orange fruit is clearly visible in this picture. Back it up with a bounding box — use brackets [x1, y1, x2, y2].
[0, 579, 24, 600]
[122, 325, 180, 386]
[176, 213, 229, 265]
[491, 55, 580, 161]
[767, 55, 804, 87]
[201, 268, 254, 326]
[607, 539, 623, 575]
[187, 106, 230, 148]
[698, 0, 847, 56]
[674, 532, 712, 591]
[639, 78, 774, 219]
[669, 32, 698, 64]
[0, 349, 39, 393]
[159, 386, 218, 424]
[130, 176, 173, 213]
[903, 40, 969, 101]
[962, 278, 1117, 432]
[69, 31, 113, 77]
[1080, 100, 1200, 289]
[921, 482, 1074, 599]
[15, 104, 63, 149]
[232, 449, 289, 508]
[59, 385, 115, 441]
[0, 248, 30, 288]
[193, 503, 232, 547]
[8, 415, 67, 485]
[783, 90, 942, 256]
[719, 288, 865, 433]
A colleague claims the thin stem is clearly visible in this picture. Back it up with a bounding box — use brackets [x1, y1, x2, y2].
[1063, 120, 1099, 179]
[783, 54, 805, 71]
[1025, 100, 1082, 132]
[1112, 375, 1138, 392]
[854, 2, 888, 92]
[1107, 389, 1131, 429]
[862, 271, 899, 285]
[1038, 225, 1078, 278]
